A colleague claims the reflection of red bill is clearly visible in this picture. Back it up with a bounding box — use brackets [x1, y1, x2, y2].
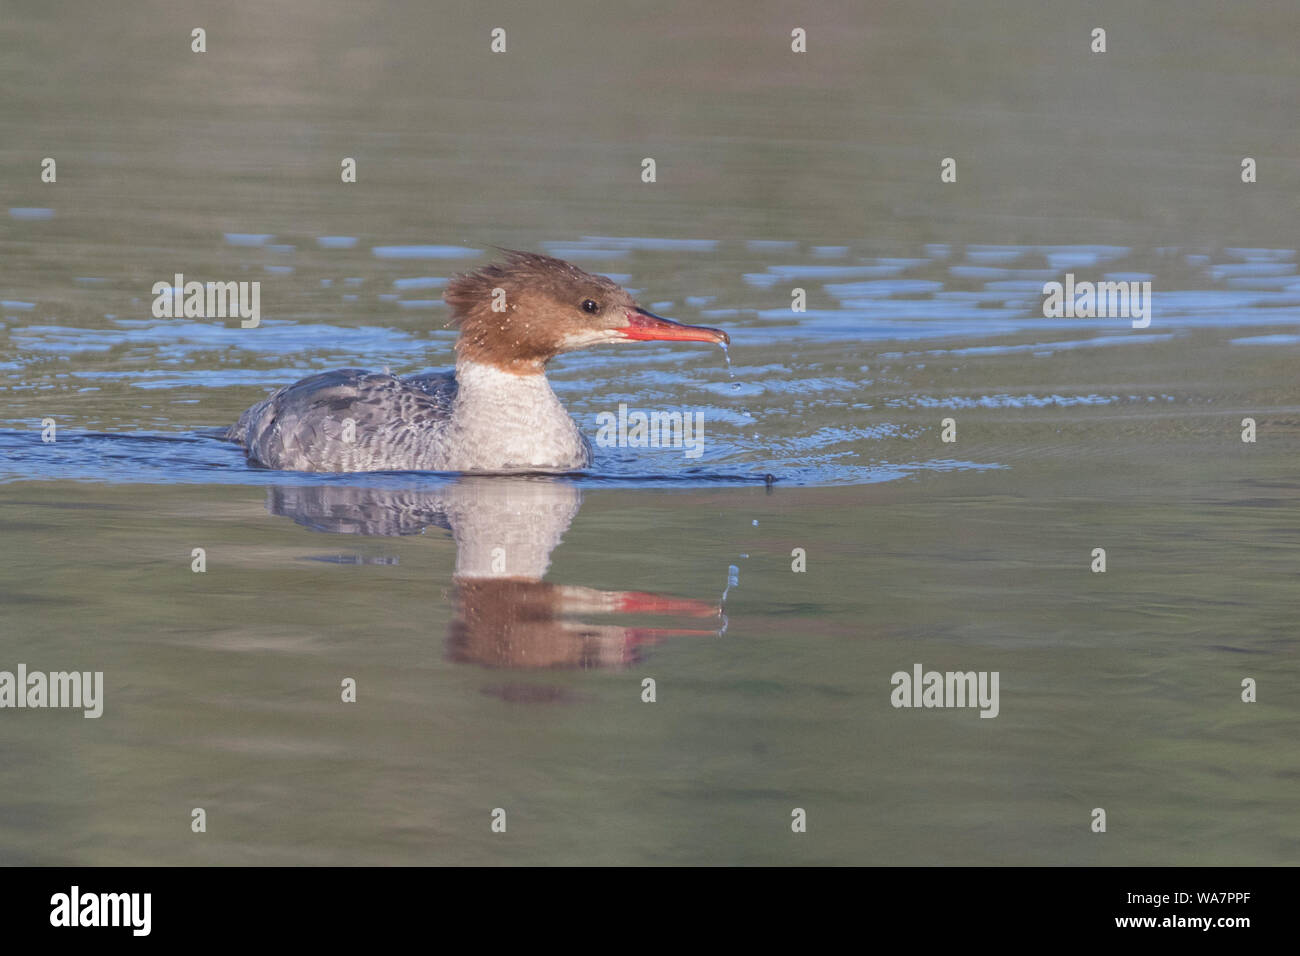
[616, 591, 723, 618]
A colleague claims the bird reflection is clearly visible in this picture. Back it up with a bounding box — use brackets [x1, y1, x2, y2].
[265, 477, 721, 669]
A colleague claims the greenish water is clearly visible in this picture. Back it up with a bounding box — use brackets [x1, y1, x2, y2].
[1, 0, 1298, 864]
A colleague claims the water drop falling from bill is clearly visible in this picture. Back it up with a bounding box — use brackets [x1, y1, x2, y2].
[718, 342, 755, 420]
[721, 563, 740, 604]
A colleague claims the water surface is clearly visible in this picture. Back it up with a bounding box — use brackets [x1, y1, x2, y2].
[1, 0, 1297, 865]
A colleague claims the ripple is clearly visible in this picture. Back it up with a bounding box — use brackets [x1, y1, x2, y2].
[824, 279, 945, 298]
[887, 393, 1120, 409]
[10, 319, 422, 358]
[223, 233, 273, 246]
[1230, 334, 1300, 346]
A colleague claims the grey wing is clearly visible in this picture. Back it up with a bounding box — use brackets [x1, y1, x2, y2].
[266, 485, 455, 535]
[227, 368, 455, 472]
[401, 369, 458, 405]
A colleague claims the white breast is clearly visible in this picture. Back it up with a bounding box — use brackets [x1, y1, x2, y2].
[429, 361, 591, 472]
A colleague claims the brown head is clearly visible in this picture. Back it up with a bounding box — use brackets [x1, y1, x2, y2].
[443, 250, 729, 374]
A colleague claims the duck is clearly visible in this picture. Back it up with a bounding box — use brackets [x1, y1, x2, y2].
[225, 250, 728, 472]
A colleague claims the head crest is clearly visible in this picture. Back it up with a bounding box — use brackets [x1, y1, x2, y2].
[443, 250, 614, 325]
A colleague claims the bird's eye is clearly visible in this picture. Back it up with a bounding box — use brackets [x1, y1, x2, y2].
[581, 299, 599, 314]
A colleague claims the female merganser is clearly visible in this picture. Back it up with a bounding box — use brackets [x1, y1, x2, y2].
[225, 250, 729, 472]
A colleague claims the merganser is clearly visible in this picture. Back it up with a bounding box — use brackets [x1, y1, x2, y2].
[225, 250, 729, 472]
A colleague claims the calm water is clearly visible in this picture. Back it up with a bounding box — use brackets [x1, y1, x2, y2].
[1, 1, 1297, 865]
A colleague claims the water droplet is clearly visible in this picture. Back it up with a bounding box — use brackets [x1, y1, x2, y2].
[721, 563, 740, 603]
